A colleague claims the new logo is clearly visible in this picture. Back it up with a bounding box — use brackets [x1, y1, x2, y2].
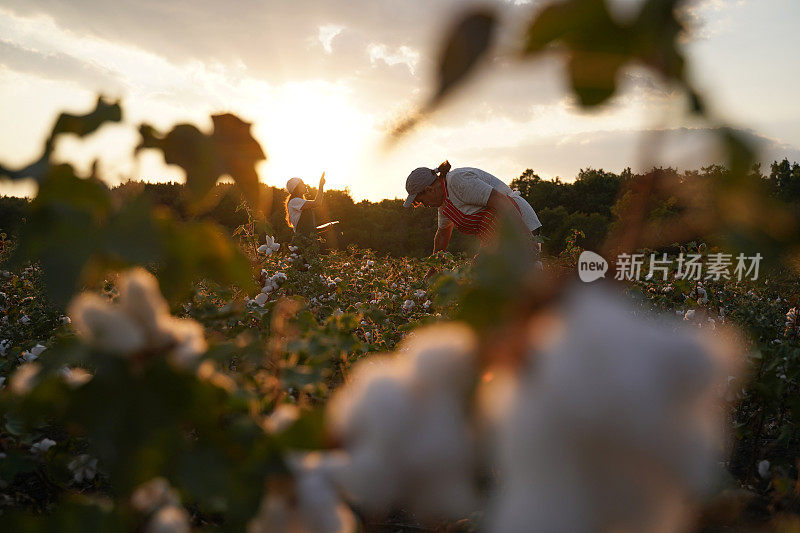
[578, 251, 608, 282]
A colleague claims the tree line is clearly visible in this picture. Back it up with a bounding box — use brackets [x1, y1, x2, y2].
[1, 159, 798, 258]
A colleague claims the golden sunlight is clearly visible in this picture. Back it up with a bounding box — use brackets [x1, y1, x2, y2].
[254, 83, 373, 194]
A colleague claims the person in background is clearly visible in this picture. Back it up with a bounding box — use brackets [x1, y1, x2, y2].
[285, 172, 326, 237]
[404, 161, 542, 278]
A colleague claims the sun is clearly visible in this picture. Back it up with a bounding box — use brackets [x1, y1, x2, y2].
[254, 83, 373, 195]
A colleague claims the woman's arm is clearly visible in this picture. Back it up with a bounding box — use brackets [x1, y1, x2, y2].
[301, 172, 326, 210]
[433, 224, 453, 253]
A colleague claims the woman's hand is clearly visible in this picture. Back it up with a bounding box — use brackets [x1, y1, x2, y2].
[319, 172, 326, 189]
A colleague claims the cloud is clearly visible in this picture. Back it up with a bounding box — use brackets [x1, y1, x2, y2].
[318, 24, 344, 54]
[367, 43, 420, 75]
[0, 39, 124, 92]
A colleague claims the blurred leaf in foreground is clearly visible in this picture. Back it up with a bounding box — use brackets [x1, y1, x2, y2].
[9, 165, 254, 305]
[137, 114, 266, 213]
[525, 0, 689, 107]
[0, 96, 121, 182]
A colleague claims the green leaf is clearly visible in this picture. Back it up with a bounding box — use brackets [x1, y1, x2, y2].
[49, 96, 122, 147]
[434, 9, 497, 102]
[211, 113, 266, 211]
[137, 114, 266, 212]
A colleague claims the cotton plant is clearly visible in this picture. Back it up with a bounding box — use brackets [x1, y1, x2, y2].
[484, 283, 741, 533]
[785, 307, 798, 338]
[258, 235, 281, 256]
[68, 454, 99, 483]
[30, 438, 57, 454]
[131, 477, 190, 533]
[248, 453, 356, 533]
[20, 343, 46, 362]
[249, 271, 289, 307]
[67, 268, 207, 368]
[321, 323, 480, 523]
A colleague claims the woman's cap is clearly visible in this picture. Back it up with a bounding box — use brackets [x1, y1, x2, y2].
[403, 167, 436, 208]
[286, 177, 303, 194]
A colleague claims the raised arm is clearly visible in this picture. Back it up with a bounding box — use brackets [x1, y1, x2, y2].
[301, 172, 326, 210]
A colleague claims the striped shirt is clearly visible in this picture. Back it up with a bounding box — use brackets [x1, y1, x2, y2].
[437, 168, 542, 232]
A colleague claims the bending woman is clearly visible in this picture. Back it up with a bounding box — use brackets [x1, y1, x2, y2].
[284, 172, 326, 237]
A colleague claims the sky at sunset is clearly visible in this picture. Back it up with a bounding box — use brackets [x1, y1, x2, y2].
[1, 0, 799, 201]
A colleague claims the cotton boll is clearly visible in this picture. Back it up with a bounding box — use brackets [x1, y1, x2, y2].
[30, 438, 57, 453]
[326, 324, 479, 522]
[132, 477, 181, 513]
[255, 293, 269, 307]
[327, 363, 415, 511]
[758, 460, 770, 479]
[10, 363, 40, 394]
[486, 283, 740, 533]
[118, 268, 171, 341]
[146, 505, 190, 533]
[160, 317, 208, 368]
[30, 344, 47, 357]
[288, 453, 357, 533]
[265, 404, 300, 434]
[68, 293, 147, 354]
[59, 366, 93, 388]
[248, 454, 356, 533]
[68, 454, 98, 483]
[401, 323, 476, 393]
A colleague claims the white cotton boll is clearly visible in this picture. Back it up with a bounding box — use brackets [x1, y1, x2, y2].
[31, 344, 47, 357]
[248, 452, 356, 533]
[401, 323, 476, 393]
[326, 324, 479, 522]
[0, 339, 9, 356]
[402, 300, 414, 311]
[758, 460, 770, 479]
[68, 454, 98, 483]
[248, 493, 294, 533]
[685, 309, 696, 320]
[160, 317, 208, 368]
[30, 438, 57, 453]
[257, 244, 270, 254]
[118, 268, 171, 340]
[413, 289, 425, 298]
[334, 277, 342, 283]
[255, 293, 269, 307]
[327, 362, 414, 505]
[288, 452, 357, 533]
[19, 315, 30, 324]
[60, 366, 93, 388]
[486, 283, 740, 533]
[264, 404, 300, 434]
[68, 294, 147, 355]
[146, 505, 191, 533]
[132, 477, 180, 513]
[10, 363, 40, 394]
